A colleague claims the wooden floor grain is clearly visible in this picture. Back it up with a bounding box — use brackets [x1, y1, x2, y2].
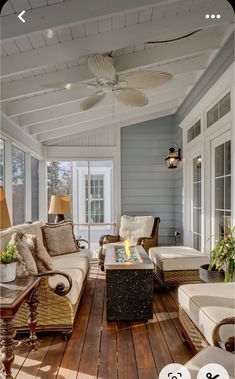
[12, 262, 193, 379]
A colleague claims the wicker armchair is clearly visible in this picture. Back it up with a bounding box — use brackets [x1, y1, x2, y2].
[99, 217, 160, 270]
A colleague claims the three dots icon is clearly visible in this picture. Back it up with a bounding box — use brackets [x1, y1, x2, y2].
[205, 14, 221, 19]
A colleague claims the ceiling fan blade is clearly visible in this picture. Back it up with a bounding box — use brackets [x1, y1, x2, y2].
[115, 88, 148, 107]
[81, 93, 105, 110]
[88, 54, 117, 80]
[123, 71, 172, 88]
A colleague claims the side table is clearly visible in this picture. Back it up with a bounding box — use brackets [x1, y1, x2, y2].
[0, 277, 41, 379]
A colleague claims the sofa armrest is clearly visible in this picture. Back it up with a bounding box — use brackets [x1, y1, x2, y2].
[212, 317, 235, 352]
[99, 234, 120, 247]
[35, 270, 72, 297]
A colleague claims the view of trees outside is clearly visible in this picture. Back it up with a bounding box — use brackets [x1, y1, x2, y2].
[47, 161, 73, 222]
[12, 146, 25, 225]
[0, 139, 4, 186]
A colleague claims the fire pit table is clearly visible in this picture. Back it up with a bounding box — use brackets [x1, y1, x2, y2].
[104, 245, 154, 321]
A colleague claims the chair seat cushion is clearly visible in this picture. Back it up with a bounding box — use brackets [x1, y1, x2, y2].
[119, 215, 154, 241]
[178, 282, 235, 346]
[48, 268, 84, 305]
[184, 346, 234, 379]
[149, 246, 209, 271]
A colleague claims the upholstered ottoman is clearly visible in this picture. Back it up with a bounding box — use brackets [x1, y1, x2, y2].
[149, 246, 209, 286]
[179, 282, 235, 353]
[184, 346, 234, 379]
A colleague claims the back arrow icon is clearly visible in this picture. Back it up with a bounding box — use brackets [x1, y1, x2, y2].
[18, 10, 26, 23]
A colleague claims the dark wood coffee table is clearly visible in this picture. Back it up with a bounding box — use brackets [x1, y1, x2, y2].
[104, 245, 154, 321]
[0, 277, 41, 379]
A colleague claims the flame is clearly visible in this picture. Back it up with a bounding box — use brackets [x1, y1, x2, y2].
[124, 238, 131, 260]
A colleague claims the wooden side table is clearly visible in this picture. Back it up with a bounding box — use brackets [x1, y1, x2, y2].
[0, 277, 41, 379]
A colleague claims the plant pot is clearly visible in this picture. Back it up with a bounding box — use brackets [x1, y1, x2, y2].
[0, 262, 17, 283]
[199, 264, 225, 283]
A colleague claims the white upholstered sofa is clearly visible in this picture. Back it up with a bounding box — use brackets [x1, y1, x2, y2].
[0, 222, 91, 336]
[178, 282, 235, 353]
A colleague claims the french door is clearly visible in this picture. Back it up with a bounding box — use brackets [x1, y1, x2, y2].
[73, 160, 115, 253]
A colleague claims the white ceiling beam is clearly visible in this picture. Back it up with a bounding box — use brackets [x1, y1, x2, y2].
[2, 54, 208, 101]
[18, 73, 196, 127]
[27, 88, 186, 134]
[45, 106, 178, 146]
[38, 97, 181, 142]
[0, 113, 43, 157]
[1, 0, 179, 41]
[1, 11, 231, 78]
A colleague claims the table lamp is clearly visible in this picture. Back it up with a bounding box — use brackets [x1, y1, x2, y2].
[48, 195, 71, 223]
[0, 186, 11, 229]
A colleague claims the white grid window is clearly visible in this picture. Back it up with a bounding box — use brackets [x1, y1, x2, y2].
[86, 175, 104, 223]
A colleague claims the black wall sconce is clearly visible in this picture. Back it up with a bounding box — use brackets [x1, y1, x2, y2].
[165, 143, 182, 169]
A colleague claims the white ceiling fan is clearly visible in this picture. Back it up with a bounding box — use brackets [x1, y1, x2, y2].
[42, 54, 173, 110]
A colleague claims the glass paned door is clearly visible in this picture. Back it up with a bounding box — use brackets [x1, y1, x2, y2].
[75, 160, 114, 254]
[214, 140, 231, 241]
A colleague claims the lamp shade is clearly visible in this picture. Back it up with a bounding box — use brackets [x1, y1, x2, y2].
[0, 186, 11, 229]
[48, 195, 71, 215]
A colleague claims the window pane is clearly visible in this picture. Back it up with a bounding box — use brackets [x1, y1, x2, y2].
[225, 176, 231, 210]
[47, 161, 73, 222]
[219, 92, 230, 118]
[194, 121, 201, 138]
[215, 178, 224, 210]
[207, 104, 219, 127]
[193, 234, 200, 251]
[193, 156, 201, 182]
[31, 157, 39, 222]
[0, 139, 5, 186]
[187, 127, 194, 143]
[193, 209, 201, 234]
[215, 210, 225, 241]
[215, 144, 224, 177]
[12, 146, 25, 225]
[225, 141, 231, 175]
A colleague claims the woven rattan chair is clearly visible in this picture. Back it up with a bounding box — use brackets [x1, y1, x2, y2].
[99, 216, 160, 270]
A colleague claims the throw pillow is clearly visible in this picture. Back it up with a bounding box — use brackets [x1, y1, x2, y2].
[21, 233, 54, 272]
[41, 221, 78, 257]
[8, 233, 38, 277]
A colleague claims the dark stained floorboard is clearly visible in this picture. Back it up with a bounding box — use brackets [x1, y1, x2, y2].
[11, 263, 193, 379]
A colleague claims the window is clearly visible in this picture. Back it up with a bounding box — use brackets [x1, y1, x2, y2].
[47, 161, 73, 222]
[187, 121, 201, 143]
[31, 157, 39, 221]
[192, 156, 202, 250]
[12, 146, 25, 225]
[0, 139, 5, 186]
[86, 175, 104, 223]
[207, 92, 230, 128]
[214, 141, 231, 241]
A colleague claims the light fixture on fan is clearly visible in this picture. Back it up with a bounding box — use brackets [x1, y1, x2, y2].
[165, 144, 182, 169]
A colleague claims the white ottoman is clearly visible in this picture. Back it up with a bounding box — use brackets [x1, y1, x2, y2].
[179, 282, 235, 352]
[185, 346, 235, 379]
[149, 246, 209, 286]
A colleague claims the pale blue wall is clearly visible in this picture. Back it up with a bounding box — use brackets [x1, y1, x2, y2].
[121, 116, 183, 246]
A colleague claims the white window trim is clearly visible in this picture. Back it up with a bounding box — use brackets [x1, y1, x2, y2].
[180, 63, 234, 254]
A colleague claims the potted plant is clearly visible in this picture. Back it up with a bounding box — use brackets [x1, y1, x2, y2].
[0, 244, 17, 283]
[200, 227, 235, 283]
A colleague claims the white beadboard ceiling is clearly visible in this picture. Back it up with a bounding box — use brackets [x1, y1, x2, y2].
[0, 0, 234, 146]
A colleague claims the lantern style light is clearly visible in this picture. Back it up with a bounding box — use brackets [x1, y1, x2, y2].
[165, 144, 182, 169]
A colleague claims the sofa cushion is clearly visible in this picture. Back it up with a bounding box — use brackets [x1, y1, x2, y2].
[184, 346, 234, 379]
[8, 233, 38, 276]
[48, 268, 84, 305]
[21, 233, 54, 273]
[119, 215, 154, 241]
[178, 282, 235, 346]
[51, 250, 91, 279]
[0, 222, 43, 250]
[41, 221, 78, 257]
[149, 246, 209, 271]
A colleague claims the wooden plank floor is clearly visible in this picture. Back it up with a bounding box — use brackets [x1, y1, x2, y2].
[12, 262, 193, 379]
